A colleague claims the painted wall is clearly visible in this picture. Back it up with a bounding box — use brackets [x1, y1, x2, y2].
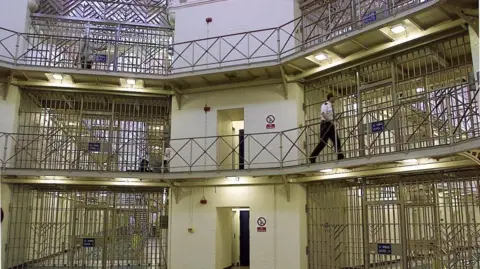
[168, 184, 308, 269]
[0, 0, 34, 62]
[215, 208, 233, 269]
[170, 0, 299, 71]
[169, 83, 304, 171]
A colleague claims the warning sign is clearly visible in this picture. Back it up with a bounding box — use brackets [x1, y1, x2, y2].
[266, 115, 276, 129]
[257, 217, 267, 232]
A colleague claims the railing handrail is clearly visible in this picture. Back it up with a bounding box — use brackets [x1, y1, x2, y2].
[0, 0, 434, 75]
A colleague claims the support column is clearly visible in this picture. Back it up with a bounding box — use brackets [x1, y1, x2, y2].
[0, 83, 21, 268]
[469, 26, 479, 80]
[468, 25, 480, 121]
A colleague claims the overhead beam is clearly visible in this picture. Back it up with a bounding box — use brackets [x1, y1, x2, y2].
[181, 78, 283, 94]
[2, 178, 170, 187]
[287, 19, 464, 82]
[13, 79, 174, 96]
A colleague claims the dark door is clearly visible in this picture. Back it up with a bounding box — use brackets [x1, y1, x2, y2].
[239, 210, 250, 266]
[239, 129, 245, 170]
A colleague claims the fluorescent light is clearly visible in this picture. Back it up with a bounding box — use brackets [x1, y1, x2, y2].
[390, 25, 406, 34]
[126, 79, 136, 85]
[52, 73, 63, 80]
[226, 176, 239, 181]
[314, 53, 328, 61]
[416, 87, 424, 93]
[320, 169, 333, 173]
[154, 146, 161, 150]
[400, 159, 418, 164]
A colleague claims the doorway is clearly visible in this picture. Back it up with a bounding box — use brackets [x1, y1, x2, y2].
[216, 208, 250, 269]
[217, 108, 244, 170]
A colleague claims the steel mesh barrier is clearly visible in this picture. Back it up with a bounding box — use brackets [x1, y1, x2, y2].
[4, 186, 169, 269]
[306, 169, 480, 269]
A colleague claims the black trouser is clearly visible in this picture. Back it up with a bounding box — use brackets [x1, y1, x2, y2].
[309, 121, 343, 163]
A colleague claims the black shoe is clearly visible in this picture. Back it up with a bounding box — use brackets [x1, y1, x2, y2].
[338, 153, 345, 160]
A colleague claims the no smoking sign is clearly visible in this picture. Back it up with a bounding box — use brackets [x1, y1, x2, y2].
[266, 115, 276, 130]
[257, 217, 267, 232]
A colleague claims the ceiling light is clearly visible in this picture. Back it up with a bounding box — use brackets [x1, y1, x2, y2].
[400, 159, 418, 164]
[320, 169, 333, 173]
[314, 53, 328, 61]
[226, 176, 239, 181]
[390, 25, 406, 34]
[154, 146, 161, 150]
[416, 87, 424, 93]
[126, 79, 136, 85]
[52, 73, 63, 80]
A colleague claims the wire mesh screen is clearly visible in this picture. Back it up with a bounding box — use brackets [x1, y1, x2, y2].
[304, 34, 477, 162]
[307, 169, 480, 269]
[15, 90, 171, 172]
[4, 186, 169, 269]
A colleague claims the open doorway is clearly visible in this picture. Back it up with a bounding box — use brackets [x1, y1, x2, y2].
[216, 207, 250, 269]
[217, 108, 244, 170]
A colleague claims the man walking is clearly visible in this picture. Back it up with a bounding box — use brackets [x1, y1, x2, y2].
[309, 93, 345, 163]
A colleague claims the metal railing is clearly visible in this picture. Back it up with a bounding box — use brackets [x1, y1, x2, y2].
[0, 0, 433, 75]
[0, 81, 478, 173]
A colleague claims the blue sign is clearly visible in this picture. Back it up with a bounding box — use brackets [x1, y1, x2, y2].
[363, 11, 377, 24]
[88, 142, 101, 152]
[83, 238, 95, 247]
[371, 121, 385, 133]
[377, 243, 392, 254]
[95, 54, 107, 63]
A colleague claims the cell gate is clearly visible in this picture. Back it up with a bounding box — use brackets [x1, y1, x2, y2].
[307, 170, 480, 269]
[4, 186, 169, 269]
[14, 90, 171, 172]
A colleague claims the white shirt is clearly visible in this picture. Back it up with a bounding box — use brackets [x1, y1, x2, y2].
[321, 101, 334, 122]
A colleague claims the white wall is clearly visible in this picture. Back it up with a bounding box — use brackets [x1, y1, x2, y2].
[0, 0, 33, 62]
[170, 83, 304, 171]
[215, 208, 233, 269]
[169, 184, 307, 269]
[170, 0, 298, 71]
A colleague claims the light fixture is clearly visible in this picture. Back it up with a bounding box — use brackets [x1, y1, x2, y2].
[154, 146, 161, 150]
[320, 169, 333, 173]
[226, 176, 239, 181]
[390, 25, 406, 34]
[416, 87, 424, 93]
[400, 159, 418, 164]
[52, 73, 63, 80]
[314, 53, 328, 61]
[126, 79, 136, 85]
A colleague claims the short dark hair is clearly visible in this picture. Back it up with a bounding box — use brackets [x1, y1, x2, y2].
[327, 93, 334, 100]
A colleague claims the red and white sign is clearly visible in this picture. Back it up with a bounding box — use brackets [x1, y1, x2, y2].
[266, 115, 276, 129]
[257, 227, 266, 232]
[256, 217, 267, 232]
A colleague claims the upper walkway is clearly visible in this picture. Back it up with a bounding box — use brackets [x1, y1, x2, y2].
[0, 0, 448, 85]
[1, 81, 479, 185]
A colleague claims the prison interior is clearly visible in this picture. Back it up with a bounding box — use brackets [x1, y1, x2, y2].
[4, 187, 169, 268]
[307, 170, 480, 269]
[304, 33, 478, 162]
[13, 90, 171, 172]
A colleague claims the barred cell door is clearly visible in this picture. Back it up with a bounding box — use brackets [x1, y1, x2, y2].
[364, 183, 406, 269]
[70, 206, 113, 268]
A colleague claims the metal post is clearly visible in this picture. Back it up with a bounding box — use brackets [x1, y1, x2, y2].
[3, 135, 9, 168]
[113, 25, 120, 72]
[280, 133, 283, 168]
[446, 93, 454, 143]
[277, 28, 281, 61]
[161, 140, 166, 174]
[14, 33, 20, 65]
[361, 179, 370, 269]
[189, 139, 193, 172]
[391, 60, 402, 152]
[398, 179, 408, 269]
[357, 71, 366, 157]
